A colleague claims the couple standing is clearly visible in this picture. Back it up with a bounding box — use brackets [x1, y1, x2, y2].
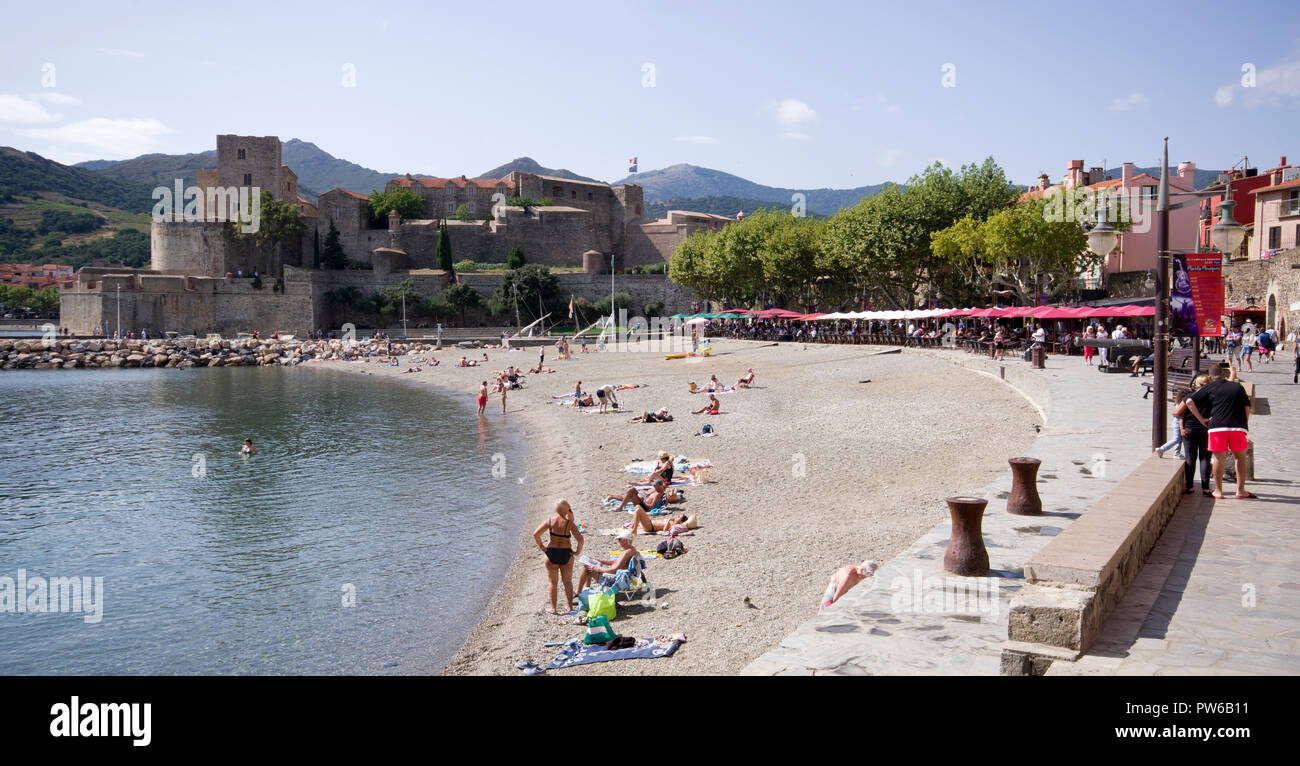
[1180, 363, 1256, 500]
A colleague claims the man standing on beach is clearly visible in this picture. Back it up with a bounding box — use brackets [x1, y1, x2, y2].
[477, 381, 488, 416]
[1185, 363, 1255, 499]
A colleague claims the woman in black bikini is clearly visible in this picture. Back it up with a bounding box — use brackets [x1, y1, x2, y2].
[532, 499, 584, 614]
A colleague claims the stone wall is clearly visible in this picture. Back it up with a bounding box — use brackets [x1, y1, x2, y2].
[1222, 246, 1300, 337]
[217, 134, 282, 203]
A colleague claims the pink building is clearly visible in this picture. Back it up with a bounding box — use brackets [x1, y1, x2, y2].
[1023, 160, 1202, 291]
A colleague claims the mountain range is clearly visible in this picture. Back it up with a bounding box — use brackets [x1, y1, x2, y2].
[73, 140, 897, 216]
[64, 140, 1230, 220]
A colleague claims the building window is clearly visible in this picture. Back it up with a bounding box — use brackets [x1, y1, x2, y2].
[237, 148, 246, 160]
[1269, 225, 1281, 249]
[1287, 190, 1300, 216]
[447, 200, 455, 215]
[587, 192, 593, 201]
[243, 173, 252, 186]
[571, 190, 577, 199]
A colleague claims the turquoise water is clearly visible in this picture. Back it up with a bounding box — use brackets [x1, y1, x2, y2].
[0, 366, 527, 674]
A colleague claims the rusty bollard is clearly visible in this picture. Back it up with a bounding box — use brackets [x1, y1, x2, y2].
[943, 496, 990, 577]
[1006, 457, 1043, 516]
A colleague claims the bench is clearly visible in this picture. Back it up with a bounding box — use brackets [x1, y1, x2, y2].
[1141, 347, 1225, 399]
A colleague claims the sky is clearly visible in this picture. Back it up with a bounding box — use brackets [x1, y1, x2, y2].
[3, 0, 1300, 189]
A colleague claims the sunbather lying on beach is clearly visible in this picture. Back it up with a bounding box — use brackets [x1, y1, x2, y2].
[705, 374, 722, 392]
[573, 393, 595, 407]
[457, 357, 476, 367]
[820, 560, 880, 610]
[399, 367, 421, 374]
[736, 368, 755, 387]
[691, 394, 720, 415]
[553, 382, 583, 400]
[576, 531, 641, 592]
[627, 510, 692, 535]
[605, 477, 667, 512]
[630, 408, 672, 423]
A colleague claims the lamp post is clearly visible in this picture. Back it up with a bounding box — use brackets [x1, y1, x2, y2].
[1088, 139, 1245, 451]
[116, 283, 121, 340]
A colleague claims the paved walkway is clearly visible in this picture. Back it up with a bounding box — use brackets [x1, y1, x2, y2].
[743, 348, 1162, 675]
[1049, 356, 1300, 675]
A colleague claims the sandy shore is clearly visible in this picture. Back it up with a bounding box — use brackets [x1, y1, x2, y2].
[322, 337, 1037, 675]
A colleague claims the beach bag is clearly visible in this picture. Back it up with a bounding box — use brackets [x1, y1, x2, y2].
[664, 488, 684, 504]
[587, 591, 617, 621]
[583, 615, 617, 645]
[657, 538, 686, 559]
[577, 587, 600, 612]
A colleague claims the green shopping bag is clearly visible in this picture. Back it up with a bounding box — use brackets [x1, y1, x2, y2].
[586, 590, 616, 622]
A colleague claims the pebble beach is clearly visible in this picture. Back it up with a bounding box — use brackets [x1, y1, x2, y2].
[321, 336, 1039, 675]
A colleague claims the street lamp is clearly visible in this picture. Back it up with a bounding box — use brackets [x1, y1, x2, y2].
[1209, 183, 1247, 256]
[1086, 198, 1120, 259]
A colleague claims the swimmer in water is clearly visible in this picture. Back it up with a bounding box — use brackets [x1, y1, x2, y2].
[240, 438, 257, 456]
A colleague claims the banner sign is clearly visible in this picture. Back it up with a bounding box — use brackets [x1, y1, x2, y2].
[1170, 252, 1224, 337]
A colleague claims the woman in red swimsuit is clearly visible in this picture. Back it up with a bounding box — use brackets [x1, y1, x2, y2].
[532, 499, 584, 614]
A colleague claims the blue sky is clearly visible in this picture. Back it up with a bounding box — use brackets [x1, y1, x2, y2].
[3, 0, 1300, 188]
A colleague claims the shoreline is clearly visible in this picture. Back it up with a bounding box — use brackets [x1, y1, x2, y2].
[321, 339, 1039, 675]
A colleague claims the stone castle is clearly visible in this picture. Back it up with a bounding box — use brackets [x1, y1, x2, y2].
[61, 135, 730, 336]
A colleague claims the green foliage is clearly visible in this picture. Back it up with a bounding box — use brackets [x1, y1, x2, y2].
[382, 277, 419, 307]
[37, 209, 106, 235]
[0, 284, 60, 314]
[503, 196, 554, 212]
[367, 187, 425, 225]
[0, 149, 154, 211]
[453, 204, 476, 221]
[1, 228, 149, 269]
[442, 282, 483, 321]
[593, 292, 634, 317]
[435, 223, 453, 272]
[233, 190, 304, 252]
[494, 264, 560, 323]
[454, 259, 478, 272]
[321, 219, 347, 269]
[251, 274, 264, 290]
[643, 300, 665, 318]
[0, 218, 35, 255]
[669, 158, 1022, 310]
[506, 247, 525, 269]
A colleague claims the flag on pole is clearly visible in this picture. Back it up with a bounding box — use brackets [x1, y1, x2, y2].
[568, 295, 574, 319]
[628, 157, 638, 173]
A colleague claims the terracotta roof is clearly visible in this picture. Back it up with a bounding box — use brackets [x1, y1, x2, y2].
[391, 176, 517, 191]
[1250, 178, 1300, 194]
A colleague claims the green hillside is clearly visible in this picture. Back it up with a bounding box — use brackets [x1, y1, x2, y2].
[0, 148, 153, 268]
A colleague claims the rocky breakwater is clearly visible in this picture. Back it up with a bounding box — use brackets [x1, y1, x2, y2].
[0, 338, 440, 371]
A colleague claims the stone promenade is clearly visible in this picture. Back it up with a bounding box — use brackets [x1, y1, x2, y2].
[742, 345, 1295, 675]
[1048, 356, 1299, 675]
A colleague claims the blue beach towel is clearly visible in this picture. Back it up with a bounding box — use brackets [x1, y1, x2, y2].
[546, 637, 683, 669]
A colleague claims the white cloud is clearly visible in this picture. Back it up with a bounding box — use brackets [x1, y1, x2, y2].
[772, 98, 819, 126]
[876, 148, 904, 167]
[1215, 59, 1300, 107]
[675, 135, 719, 145]
[1110, 92, 1148, 112]
[18, 117, 171, 158]
[29, 91, 80, 106]
[0, 94, 58, 124]
[780, 132, 812, 141]
[98, 48, 145, 58]
[877, 93, 900, 114]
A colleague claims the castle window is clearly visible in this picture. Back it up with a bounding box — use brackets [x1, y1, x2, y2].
[448, 200, 455, 215]
[587, 192, 593, 201]
[237, 149, 246, 160]
[243, 173, 252, 186]
[571, 190, 577, 199]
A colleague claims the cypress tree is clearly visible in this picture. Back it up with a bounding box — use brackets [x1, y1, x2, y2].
[436, 223, 454, 273]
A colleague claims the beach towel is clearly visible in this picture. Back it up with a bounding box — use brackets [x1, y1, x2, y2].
[546, 635, 684, 670]
[622, 459, 710, 474]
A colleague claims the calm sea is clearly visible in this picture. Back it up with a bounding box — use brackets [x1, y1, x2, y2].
[0, 365, 527, 674]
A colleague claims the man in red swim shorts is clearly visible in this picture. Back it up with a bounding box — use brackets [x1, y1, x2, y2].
[477, 381, 488, 415]
[1186, 363, 1254, 499]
